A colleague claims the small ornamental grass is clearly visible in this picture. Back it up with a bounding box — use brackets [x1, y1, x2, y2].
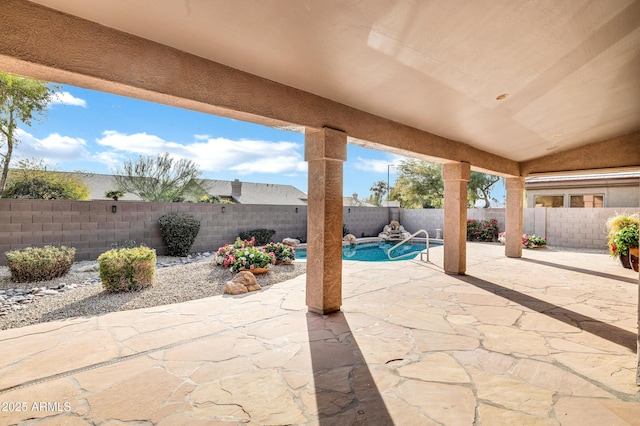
[5, 245, 75, 283]
[98, 246, 156, 292]
[213, 237, 276, 272]
[263, 242, 295, 264]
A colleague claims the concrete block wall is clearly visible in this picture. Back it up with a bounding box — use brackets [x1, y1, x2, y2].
[343, 206, 391, 238]
[467, 208, 506, 234]
[542, 207, 639, 250]
[0, 200, 311, 265]
[399, 209, 444, 237]
[2, 199, 634, 264]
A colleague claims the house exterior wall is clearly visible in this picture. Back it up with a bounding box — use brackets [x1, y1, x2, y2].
[2, 199, 637, 265]
[526, 185, 639, 208]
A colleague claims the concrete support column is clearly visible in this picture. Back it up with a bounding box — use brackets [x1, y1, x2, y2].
[505, 177, 525, 258]
[442, 162, 470, 275]
[304, 127, 347, 314]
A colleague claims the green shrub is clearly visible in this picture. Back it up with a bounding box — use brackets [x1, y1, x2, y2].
[98, 246, 156, 292]
[3, 162, 90, 200]
[158, 212, 201, 256]
[238, 229, 276, 246]
[5, 245, 75, 282]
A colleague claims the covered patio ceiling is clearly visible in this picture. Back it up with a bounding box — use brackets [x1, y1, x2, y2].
[1, 0, 639, 177]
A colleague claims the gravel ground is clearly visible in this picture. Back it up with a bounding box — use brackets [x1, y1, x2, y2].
[0, 257, 306, 331]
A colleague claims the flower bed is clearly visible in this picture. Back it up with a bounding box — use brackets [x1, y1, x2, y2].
[213, 237, 276, 272]
[498, 232, 547, 248]
[466, 219, 498, 242]
[263, 242, 296, 264]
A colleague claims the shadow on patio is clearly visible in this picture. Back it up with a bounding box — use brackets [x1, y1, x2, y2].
[0, 243, 638, 424]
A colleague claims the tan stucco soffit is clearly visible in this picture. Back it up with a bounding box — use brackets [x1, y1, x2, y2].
[0, 0, 519, 177]
[520, 132, 640, 177]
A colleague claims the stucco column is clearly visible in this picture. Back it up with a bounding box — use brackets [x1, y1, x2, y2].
[505, 177, 525, 258]
[442, 162, 470, 275]
[304, 127, 347, 314]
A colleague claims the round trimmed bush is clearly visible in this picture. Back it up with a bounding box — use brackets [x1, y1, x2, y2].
[98, 246, 156, 292]
[5, 245, 75, 282]
[158, 212, 201, 256]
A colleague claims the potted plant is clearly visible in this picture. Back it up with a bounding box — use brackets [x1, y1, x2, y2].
[522, 234, 547, 249]
[612, 223, 639, 272]
[606, 213, 639, 269]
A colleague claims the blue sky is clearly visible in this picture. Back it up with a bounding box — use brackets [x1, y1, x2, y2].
[13, 84, 505, 204]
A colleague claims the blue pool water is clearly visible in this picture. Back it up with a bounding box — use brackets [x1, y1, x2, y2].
[295, 241, 442, 262]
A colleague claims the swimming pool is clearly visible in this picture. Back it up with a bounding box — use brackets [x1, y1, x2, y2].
[295, 241, 442, 262]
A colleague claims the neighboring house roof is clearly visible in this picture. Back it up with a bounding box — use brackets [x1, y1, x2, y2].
[75, 172, 308, 205]
[525, 172, 640, 190]
[203, 179, 308, 205]
[76, 173, 143, 201]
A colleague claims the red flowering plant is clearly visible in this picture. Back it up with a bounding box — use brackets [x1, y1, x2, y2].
[466, 219, 498, 242]
[213, 237, 275, 272]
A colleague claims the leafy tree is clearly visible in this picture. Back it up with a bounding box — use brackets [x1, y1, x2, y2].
[366, 180, 389, 206]
[0, 72, 58, 196]
[468, 172, 500, 208]
[390, 160, 444, 208]
[113, 153, 205, 202]
[389, 159, 500, 208]
[2, 159, 90, 200]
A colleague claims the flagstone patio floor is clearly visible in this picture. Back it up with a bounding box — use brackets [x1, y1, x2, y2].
[0, 243, 638, 425]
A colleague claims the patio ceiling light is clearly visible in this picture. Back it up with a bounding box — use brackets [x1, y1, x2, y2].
[496, 93, 509, 101]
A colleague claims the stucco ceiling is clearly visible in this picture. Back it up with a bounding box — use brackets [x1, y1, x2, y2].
[28, 0, 640, 163]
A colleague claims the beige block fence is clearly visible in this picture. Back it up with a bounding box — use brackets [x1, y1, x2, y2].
[1, 199, 637, 265]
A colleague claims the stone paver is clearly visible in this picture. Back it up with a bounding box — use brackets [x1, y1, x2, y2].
[0, 243, 638, 425]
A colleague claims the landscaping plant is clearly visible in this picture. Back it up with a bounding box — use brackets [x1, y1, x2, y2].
[611, 223, 639, 257]
[238, 229, 276, 246]
[466, 219, 498, 242]
[5, 245, 75, 282]
[263, 242, 295, 264]
[213, 237, 276, 272]
[158, 212, 201, 256]
[98, 246, 156, 292]
[522, 234, 547, 249]
[606, 213, 639, 257]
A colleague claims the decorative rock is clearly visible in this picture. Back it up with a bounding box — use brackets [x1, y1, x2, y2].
[224, 281, 248, 295]
[343, 234, 357, 245]
[234, 271, 258, 287]
[282, 238, 300, 247]
[228, 271, 262, 293]
[76, 264, 100, 273]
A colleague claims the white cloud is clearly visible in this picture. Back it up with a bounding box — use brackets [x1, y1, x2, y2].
[95, 130, 306, 175]
[193, 134, 210, 140]
[353, 155, 406, 173]
[50, 92, 87, 107]
[12, 128, 90, 164]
